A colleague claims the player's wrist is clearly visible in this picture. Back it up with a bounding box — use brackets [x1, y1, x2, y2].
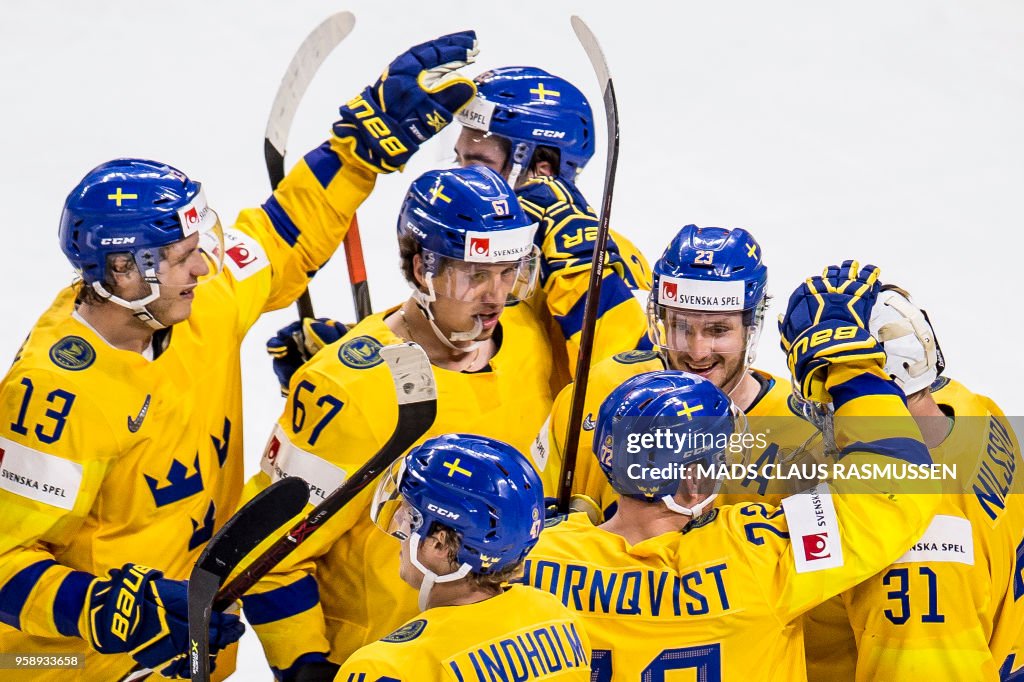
[45, 568, 95, 640]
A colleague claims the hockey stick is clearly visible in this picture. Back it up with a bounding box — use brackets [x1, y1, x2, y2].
[264, 11, 372, 321]
[188, 477, 311, 681]
[120, 478, 312, 682]
[556, 16, 621, 514]
[343, 213, 373, 321]
[213, 342, 437, 609]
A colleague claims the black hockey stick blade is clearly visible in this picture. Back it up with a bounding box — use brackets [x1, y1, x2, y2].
[188, 477, 310, 681]
[213, 342, 437, 609]
[557, 16, 621, 513]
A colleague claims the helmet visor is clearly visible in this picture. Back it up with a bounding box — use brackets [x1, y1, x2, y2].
[647, 300, 753, 356]
[371, 460, 424, 540]
[155, 187, 225, 291]
[136, 214, 224, 293]
[424, 246, 539, 304]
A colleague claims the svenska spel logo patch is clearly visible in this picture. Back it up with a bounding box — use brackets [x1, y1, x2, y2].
[802, 532, 831, 561]
[469, 237, 490, 258]
[662, 281, 678, 301]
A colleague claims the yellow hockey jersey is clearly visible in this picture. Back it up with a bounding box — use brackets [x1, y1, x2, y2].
[804, 377, 1024, 682]
[523, 366, 941, 681]
[518, 176, 651, 390]
[241, 304, 555, 675]
[0, 137, 374, 680]
[334, 585, 591, 682]
[536, 349, 817, 515]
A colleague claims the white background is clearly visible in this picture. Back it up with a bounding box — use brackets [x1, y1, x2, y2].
[2, 1, 1022, 677]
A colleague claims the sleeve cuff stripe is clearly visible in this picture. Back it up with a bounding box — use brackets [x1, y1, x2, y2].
[0, 559, 57, 630]
[830, 373, 905, 411]
[262, 195, 301, 247]
[53, 570, 92, 637]
[839, 436, 932, 466]
[241, 574, 320, 625]
[303, 142, 343, 189]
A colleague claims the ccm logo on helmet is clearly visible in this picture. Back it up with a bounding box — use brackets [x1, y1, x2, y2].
[532, 129, 566, 139]
[426, 503, 461, 521]
[99, 237, 137, 246]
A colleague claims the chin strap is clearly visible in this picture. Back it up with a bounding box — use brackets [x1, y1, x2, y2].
[408, 532, 473, 610]
[410, 277, 483, 352]
[660, 492, 719, 517]
[90, 279, 166, 330]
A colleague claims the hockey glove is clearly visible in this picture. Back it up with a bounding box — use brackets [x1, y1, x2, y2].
[779, 260, 886, 404]
[267, 318, 348, 396]
[333, 30, 478, 173]
[82, 563, 244, 678]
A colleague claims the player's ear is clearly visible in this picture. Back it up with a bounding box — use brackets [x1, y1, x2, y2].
[423, 529, 460, 572]
[107, 253, 140, 290]
[412, 253, 428, 289]
[530, 158, 554, 178]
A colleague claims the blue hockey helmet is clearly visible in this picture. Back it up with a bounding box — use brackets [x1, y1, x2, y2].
[58, 159, 224, 327]
[397, 166, 540, 345]
[456, 66, 594, 185]
[595, 370, 742, 516]
[649, 226, 769, 365]
[372, 433, 544, 606]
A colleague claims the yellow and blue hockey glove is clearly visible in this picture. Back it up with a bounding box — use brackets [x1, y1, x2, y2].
[267, 318, 348, 397]
[779, 260, 887, 404]
[333, 30, 478, 173]
[79, 563, 244, 677]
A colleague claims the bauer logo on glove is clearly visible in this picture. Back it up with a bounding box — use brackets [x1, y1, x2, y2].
[779, 260, 887, 404]
[333, 30, 479, 173]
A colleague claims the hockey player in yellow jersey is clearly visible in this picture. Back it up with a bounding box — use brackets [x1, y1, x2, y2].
[538, 225, 816, 516]
[242, 165, 563, 679]
[0, 30, 480, 681]
[333, 433, 590, 682]
[268, 66, 652, 398]
[802, 285, 1024, 682]
[523, 261, 942, 681]
[453, 66, 651, 384]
